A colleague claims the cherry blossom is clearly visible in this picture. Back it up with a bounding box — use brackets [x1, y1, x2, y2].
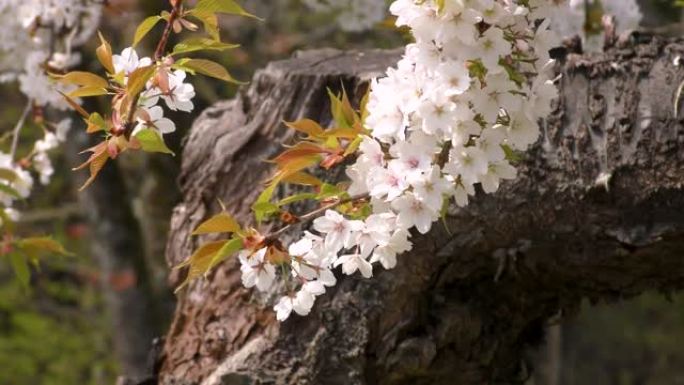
[134, 106, 176, 136]
[313, 209, 364, 252]
[113, 47, 152, 76]
[242, 0, 563, 322]
[142, 70, 196, 112]
[239, 248, 276, 292]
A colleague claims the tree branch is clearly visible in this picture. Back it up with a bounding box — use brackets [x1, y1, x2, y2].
[10, 100, 33, 160]
[266, 193, 369, 241]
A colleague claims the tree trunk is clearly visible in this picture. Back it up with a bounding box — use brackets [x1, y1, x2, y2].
[157, 35, 684, 385]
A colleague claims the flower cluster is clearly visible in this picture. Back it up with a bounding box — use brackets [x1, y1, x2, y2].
[0, 0, 100, 225]
[111, 47, 196, 138]
[547, 0, 642, 52]
[235, 0, 561, 321]
[0, 0, 102, 108]
[303, 0, 388, 32]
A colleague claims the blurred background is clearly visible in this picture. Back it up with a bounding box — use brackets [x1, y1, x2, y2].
[1, 1, 684, 384]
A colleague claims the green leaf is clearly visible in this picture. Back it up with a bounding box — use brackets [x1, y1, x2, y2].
[174, 237, 243, 292]
[208, 237, 244, 271]
[0, 208, 15, 233]
[127, 66, 156, 97]
[96, 31, 115, 74]
[171, 38, 239, 56]
[134, 128, 174, 155]
[317, 183, 346, 200]
[67, 86, 108, 98]
[0, 183, 22, 200]
[0, 168, 18, 183]
[58, 91, 90, 118]
[252, 181, 280, 223]
[281, 171, 323, 186]
[327, 88, 357, 129]
[277, 192, 317, 207]
[9, 253, 30, 288]
[193, 0, 262, 20]
[174, 58, 243, 84]
[56, 71, 109, 89]
[343, 135, 363, 157]
[133, 15, 162, 46]
[175, 240, 227, 292]
[188, 10, 221, 40]
[285, 119, 325, 138]
[17, 237, 73, 258]
[192, 213, 241, 235]
[85, 112, 107, 134]
[251, 201, 280, 220]
[501, 144, 523, 163]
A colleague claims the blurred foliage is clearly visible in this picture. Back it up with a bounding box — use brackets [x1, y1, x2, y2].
[0, 227, 117, 385]
[562, 293, 684, 385]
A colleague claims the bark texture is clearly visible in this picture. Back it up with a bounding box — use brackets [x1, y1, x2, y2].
[158, 36, 684, 385]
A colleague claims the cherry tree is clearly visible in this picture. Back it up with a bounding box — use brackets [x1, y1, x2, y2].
[4, 0, 682, 383]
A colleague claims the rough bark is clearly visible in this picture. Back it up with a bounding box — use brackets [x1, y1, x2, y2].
[158, 35, 684, 385]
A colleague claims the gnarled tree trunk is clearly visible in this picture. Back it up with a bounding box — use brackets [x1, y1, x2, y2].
[157, 36, 684, 385]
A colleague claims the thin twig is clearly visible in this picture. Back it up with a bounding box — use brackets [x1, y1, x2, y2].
[124, 0, 183, 137]
[266, 193, 369, 241]
[10, 101, 33, 160]
[154, 1, 183, 61]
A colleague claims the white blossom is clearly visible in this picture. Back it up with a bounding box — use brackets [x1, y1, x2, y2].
[134, 106, 176, 136]
[113, 47, 152, 76]
[239, 248, 276, 292]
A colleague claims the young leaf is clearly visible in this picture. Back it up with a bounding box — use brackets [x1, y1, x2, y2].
[0, 184, 22, 200]
[175, 240, 225, 290]
[252, 181, 279, 223]
[68, 86, 108, 98]
[58, 91, 89, 118]
[17, 237, 73, 257]
[56, 71, 109, 89]
[208, 237, 244, 271]
[96, 31, 115, 74]
[134, 129, 174, 155]
[9, 253, 30, 288]
[175, 238, 242, 291]
[343, 135, 363, 157]
[327, 88, 357, 129]
[171, 38, 239, 56]
[271, 142, 326, 168]
[0, 209, 15, 233]
[133, 15, 162, 46]
[174, 58, 242, 84]
[0, 168, 18, 183]
[277, 192, 317, 207]
[73, 142, 110, 191]
[85, 112, 107, 134]
[285, 119, 325, 138]
[281, 171, 322, 186]
[192, 213, 241, 235]
[271, 154, 321, 181]
[188, 10, 220, 41]
[193, 0, 262, 20]
[127, 66, 156, 97]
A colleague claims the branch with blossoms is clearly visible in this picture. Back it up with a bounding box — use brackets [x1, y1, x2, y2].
[61, 0, 257, 190]
[0, 0, 257, 284]
[0, 0, 106, 285]
[177, 0, 564, 321]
